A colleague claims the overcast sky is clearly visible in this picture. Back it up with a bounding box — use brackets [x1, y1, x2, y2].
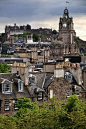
[0, 0, 86, 40]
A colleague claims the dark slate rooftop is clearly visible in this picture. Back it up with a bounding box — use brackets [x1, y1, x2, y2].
[43, 73, 54, 89]
[0, 73, 31, 100]
[28, 72, 54, 97]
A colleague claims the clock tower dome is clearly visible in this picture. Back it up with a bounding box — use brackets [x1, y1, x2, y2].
[59, 7, 75, 44]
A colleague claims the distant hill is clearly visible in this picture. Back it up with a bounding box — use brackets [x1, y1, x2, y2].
[74, 37, 86, 53]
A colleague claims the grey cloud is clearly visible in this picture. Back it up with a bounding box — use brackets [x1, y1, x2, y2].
[0, 0, 86, 40]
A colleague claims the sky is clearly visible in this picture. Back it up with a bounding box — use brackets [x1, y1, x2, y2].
[0, 0, 86, 40]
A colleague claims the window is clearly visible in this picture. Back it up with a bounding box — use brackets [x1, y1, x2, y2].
[50, 89, 53, 99]
[5, 101, 9, 111]
[37, 92, 43, 101]
[29, 76, 36, 84]
[18, 81, 24, 92]
[14, 100, 18, 110]
[67, 88, 70, 97]
[38, 52, 41, 56]
[75, 89, 79, 96]
[67, 74, 72, 83]
[65, 72, 73, 83]
[3, 83, 12, 94]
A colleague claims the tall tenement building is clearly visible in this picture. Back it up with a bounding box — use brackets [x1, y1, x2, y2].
[58, 7, 76, 44]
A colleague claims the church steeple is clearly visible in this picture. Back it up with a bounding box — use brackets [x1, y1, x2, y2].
[63, 7, 69, 19]
[59, 7, 75, 44]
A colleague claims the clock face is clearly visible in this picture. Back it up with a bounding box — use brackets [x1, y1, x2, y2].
[63, 23, 67, 28]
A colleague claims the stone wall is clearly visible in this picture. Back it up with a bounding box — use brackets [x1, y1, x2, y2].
[54, 69, 64, 78]
[48, 78, 72, 102]
[43, 63, 56, 73]
[83, 70, 86, 90]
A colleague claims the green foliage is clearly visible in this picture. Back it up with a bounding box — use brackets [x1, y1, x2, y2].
[33, 33, 39, 42]
[0, 34, 2, 38]
[76, 39, 80, 42]
[52, 30, 57, 34]
[79, 53, 83, 56]
[40, 35, 47, 38]
[15, 31, 31, 38]
[15, 98, 38, 110]
[26, 31, 31, 34]
[65, 94, 81, 112]
[13, 34, 18, 37]
[79, 53, 86, 56]
[20, 33, 27, 38]
[0, 63, 11, 73]
[0, 95, 86, 129]
[84, 53, 86, 56]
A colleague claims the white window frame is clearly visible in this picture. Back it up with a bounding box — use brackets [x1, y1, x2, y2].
[18, 81, 24, 92]
[2, 83, 12, 94]
[50, 89, 53, 99]
[14, 100, 18, 110]
[29, 75, 36, 84]
[5, 101, 9, 111]
[37, 92, 43, 101]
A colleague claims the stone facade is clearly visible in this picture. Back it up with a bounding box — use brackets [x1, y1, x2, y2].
[14, 47, 50, 63]
[58, 7, 79, 56]
[58, 7, 75, 44]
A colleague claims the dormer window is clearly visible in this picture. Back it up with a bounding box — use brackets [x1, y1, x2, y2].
[18, 81, 24, 92]
[2, 83, 12, 94]
[65, 72, 73, 83]
[29, 74, 36, 85]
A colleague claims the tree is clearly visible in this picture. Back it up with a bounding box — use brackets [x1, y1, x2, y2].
[15, 98, 38, 110]
[13, 34, 18, 37]
[40, 35, 46, 38]
[0, 95, 86, 129]
[0, 63, 11, 73]
[52, 30, 57, 34]
[33, 33, 39, 42]
[20, 32, 31, 38]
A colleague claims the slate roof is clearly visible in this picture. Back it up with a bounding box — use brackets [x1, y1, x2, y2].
[0, 72, 54, 100]
[28, 73, 45, 97]
[0, 73, 31, 100]
[28, 72, 54, 97]
[43, 73, 54, 89]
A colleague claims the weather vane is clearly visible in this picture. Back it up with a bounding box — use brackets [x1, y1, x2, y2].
[65, 1, 69, 8]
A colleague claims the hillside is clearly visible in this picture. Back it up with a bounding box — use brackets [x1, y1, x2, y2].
[74, 37, 86, 53]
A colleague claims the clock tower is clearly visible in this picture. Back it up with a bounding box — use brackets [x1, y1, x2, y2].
[59, 7, 75, 44]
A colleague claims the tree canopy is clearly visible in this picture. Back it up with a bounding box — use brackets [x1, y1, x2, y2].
[52, 30, 57, 34]
[33, 33, 39, 42]
[0, 95, 86, 129]
[13, 34, 18, 37]
[0, 63, 11, 73]
[14, 32, 31, 38]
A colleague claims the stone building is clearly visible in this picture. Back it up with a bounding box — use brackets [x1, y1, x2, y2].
[14, 47, 50, 63]
[5, 24, 53, 43]
[58, 7, 79, 56]
[5, 23, 31, 39]
[58, 7, 76, 44]
[0, 61, 86, 115]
